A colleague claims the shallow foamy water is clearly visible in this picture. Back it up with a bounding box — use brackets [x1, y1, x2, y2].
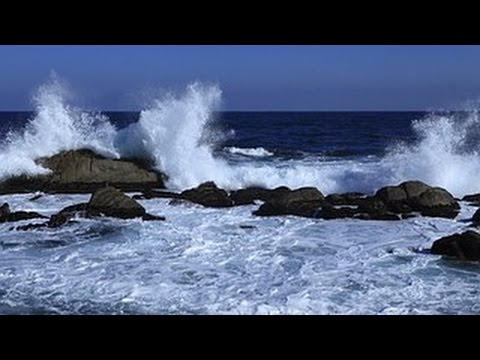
[1, 193, 479, 315]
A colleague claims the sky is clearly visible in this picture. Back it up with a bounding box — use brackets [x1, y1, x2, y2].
[1, 45, 480, 111]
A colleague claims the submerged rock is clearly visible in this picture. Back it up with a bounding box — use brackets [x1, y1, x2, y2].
[181, 182, 233, 208]
[0, 149, 167, 194]
[431, 231, 480, 261]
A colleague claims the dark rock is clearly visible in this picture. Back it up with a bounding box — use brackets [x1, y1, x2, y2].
[168, 199, 194, 206]
[0, 149, 167, 194]
[0, 203, 10, 218]
[375, 186, 408, 203]
[412, 188, 460, 218]
[229, 186, 292, 205]
[462, 193, 480, 204]
[473, 208, 480, 226]
[325, 192, 366, 206]
[87, 186, 146, 219]
[431, 231, 480, 261]
[1, 211, 47, 223]
[315, 206, 357, 220]
[355, 211, 401, 221]
[29, 194, 44, 201]
[181, 182, 233, 208]
[399, 181, 431, 199]
[142, 213, 166, 221]
[15, 223, 48, 231]
[254, 187, 324, 217]
[132, 190, 182, 200]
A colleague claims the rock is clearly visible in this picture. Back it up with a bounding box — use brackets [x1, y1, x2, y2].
[399, 181, 431, 199]
[29, 194, 44, 201]
[412, 188, 460, 218]
[15, 223, 48, 231]
[0, 149, 167, 194]
[253, 187, 324, 217]
[142, 213, 166, 221]
[325, 193, 366, 206]
[181, 182, 233, 208]
[87, 186, 146, 219]
[0, 203, 10, 218]
[374, 186, 408, 203]
[132, 190, 182, 200]
[431, 231, 480, 261]
[373, 182, 459, 219]
[462, 193, 480, 204]
[229, 186, 291, 205]
[0, 211, 47, 223]
[354, 211, 401, 221]
[315, 206, 357, 220]
[472, 208, 480, 226]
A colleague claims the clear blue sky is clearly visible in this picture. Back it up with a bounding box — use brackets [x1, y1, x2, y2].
[1, 45, 480, 111]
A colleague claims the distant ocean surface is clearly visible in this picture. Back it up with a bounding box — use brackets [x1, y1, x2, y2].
[0, 82, 479, 314]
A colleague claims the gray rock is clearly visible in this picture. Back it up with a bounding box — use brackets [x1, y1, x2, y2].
[0, 149, 167, 194]
[181, 182, 233, 208]
[431, 231, 480, 261]
[87, 186, 146, 219]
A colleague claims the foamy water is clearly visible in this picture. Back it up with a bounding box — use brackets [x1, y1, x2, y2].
[0, 193, 479, 314]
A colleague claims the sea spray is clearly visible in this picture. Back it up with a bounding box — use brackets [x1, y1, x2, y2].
[0, 77, 117, 179]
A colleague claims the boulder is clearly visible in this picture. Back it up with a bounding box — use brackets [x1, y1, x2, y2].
[0, 203, 10, 218]
[472, 208, 480, 226]
[253, 187, 324, 217]
[412, 188, 459, 218]
[0, 210, 46, 223]
[374, 186, 407, 203]
[399, 181, 431, 199]
[229, 186, 291, 205]
[373, 182, 459, 219]
[462, 193, 480, 206]
[325, 192, 366, 206]
[0, 149, 167, 194]
[87, 186, 146, 219]
[431, 231, 480, 261]
[181, 182, 233, 208]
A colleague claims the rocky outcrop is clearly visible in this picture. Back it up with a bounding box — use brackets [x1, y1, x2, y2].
[229, 186, 291, 205]
[0, 203, 46, 223]
[0, 149, 167, 194]
[431, 231, 480, 261]
[181, 182, 234, 208]
[87, 186, 147, 219]
[253, 187, 325, 217]
[372, 181, 459, 219]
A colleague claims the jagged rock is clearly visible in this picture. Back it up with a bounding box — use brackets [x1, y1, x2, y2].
[181, 182, 233, 208]
[0, 203, 10, 218]
[431, 231, 480, 261]
[0, 149, 167, 194]
[142, 213, 166, 221]
[375, 186, 408, 203]
[253, 187, 324, 217]
[229, 186, 291, 205]
[325, 193, 366, 206]
[0, 211, 46, 223]
[373, 181, 459, 219]
[399, 181, 431, 198]
[87, 186, 146, 219]
[132, 190, 182, 200]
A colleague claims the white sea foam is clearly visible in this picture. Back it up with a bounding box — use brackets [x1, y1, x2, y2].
[0, 77, 118, 180]
[225, 146, 274, 157]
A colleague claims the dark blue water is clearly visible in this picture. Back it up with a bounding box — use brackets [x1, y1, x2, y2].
[0, 111, 423, 159]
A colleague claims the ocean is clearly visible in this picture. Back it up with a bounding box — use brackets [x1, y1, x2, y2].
[0, 82, 479, 314]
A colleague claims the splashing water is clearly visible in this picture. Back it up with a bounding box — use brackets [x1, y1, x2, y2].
[0, 77, 117, 180]
[2, 78, 480, 197]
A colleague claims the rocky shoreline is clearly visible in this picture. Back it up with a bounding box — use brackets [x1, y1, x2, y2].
[1, 149, 479, 262]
